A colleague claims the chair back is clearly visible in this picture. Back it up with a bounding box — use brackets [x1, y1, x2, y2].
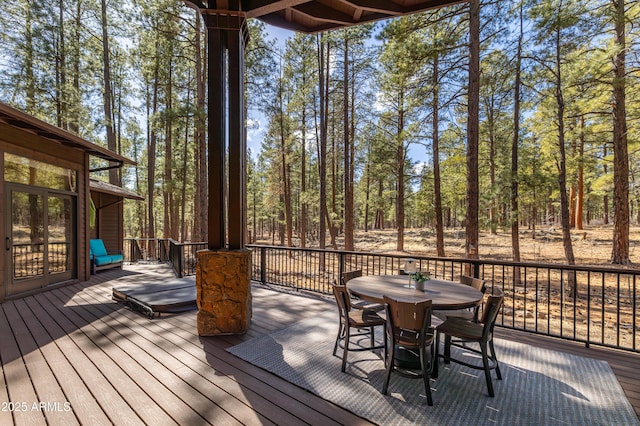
[342, 270, 362, 285]
[460, 275, 474, 286]
[333, 285, 353, 316]
[460, 275, 486, 292]
[384, 296, 433, 346]
[479, 292, 504, 340]
[90, 239, 108, 258]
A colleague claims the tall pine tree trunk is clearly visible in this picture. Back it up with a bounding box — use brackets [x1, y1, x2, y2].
[396, 91, 405, 252]
[603, 145, 609, 225]
[191, 10, 207, 242]
[554, 25, 575, 267]
[278, 76, 293, 247]
[511, 0, 523, 262]
[300, 100, 308, 248]
[164, 61, 174, 239]
[318, 34, 328, 253]
[433, 56, 445, 257]
[56, 0, 67, 129]
[147, 40, 160, 254]
[69, 0, 81, 133]
[101, 0, 118, 185]
[511, 1, 523, 286]
[343, 35, 354, 251]
[611, 0, 630, 264]
[25, 5, 35, 113]
[575, 115, 585, 230]
[466, 0, 481, 263]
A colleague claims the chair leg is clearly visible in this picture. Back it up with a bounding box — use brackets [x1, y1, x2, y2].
[333, 320, 343, 356]
[383, 326, 388, 361]
[489, 339, 502, 380]
[444, 335, 451, 364]
[481, 341, 494, 397]
[419, 346, 433, 406]
[370, 326, 375, 348]
[382, 344, 394, 395]
[341, 326, 350, 372]
[433, 332, 440, 378]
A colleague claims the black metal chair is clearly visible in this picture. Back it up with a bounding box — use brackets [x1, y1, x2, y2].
[435, 289, 504, 397]
[332, 285, 386, 372]
[382, 295, 436, 406]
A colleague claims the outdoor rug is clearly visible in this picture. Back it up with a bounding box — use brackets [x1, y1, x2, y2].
[228, 311, 639, 425]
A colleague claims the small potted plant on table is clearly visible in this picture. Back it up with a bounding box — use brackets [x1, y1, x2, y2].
[410, 271, 430, 291]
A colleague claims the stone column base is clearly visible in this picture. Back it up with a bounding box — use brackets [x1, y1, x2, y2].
[196, 249, 252, 336]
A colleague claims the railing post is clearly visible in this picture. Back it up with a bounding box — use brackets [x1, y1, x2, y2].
[178, 243, 184, 278]
[473, 260, 480, 279]
[338, 252, 345, 285]
[260, 246, 266, 284]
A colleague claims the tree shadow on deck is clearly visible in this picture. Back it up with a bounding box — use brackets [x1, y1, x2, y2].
[0, 264, 173, 365]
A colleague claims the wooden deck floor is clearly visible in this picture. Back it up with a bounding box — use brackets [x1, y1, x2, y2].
[1, 264, 639, 425]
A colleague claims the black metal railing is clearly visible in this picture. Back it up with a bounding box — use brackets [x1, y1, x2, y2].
[246, 244, 639, 353]
[124, 238, 207, 277]
[124, 238, 165, 263]
[121, 240, 639, 353]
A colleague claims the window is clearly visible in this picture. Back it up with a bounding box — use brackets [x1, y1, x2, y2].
[4, 152, 77, 192]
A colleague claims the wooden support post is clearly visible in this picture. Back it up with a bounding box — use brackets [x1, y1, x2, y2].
[206, 22, 226, 250]
[227, 21, 247, 250]
[197, 8, 251, 335]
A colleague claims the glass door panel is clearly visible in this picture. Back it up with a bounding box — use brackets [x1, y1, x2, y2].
[48, 195, 74, 278]
[10, 189, 45, 292]
[6, 186, 76, 295]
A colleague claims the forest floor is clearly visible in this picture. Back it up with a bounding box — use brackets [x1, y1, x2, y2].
[336, 224, 640, 267]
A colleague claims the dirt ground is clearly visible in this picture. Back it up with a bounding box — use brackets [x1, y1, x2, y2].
[346, 225, 640, 267]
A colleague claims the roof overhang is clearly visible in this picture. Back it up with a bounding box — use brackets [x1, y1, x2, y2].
[195, 0, 465, 33]
[90, 179, 145, 201]
[0, 102, 136, 167]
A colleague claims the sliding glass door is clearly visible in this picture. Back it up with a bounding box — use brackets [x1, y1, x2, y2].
[4, 153, 78, 295]
[6, 185, 75, 294]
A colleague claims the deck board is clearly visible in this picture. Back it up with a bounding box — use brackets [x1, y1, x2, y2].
[19, 297, 112, 426]
[34, 290, 148, 426]
[59, 283, 257, 426]
[65, 285, 278, 426]
[3, 301, 79, 426]
[48, 288, 209, 426]
[75, 282, 347, 426]
[1, 264, 639, 425]
[0, 307, 47, 426]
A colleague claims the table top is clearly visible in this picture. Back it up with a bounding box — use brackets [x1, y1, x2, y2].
[347, 274, 483, 310]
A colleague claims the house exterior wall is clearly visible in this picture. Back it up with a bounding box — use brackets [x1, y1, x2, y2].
[0, 123, 89, 302]
[90, 192, 124, 254]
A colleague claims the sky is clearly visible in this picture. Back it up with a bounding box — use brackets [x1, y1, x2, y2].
[246, 24, 294, 158]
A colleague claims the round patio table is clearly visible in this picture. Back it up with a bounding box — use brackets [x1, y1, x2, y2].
[347, 274, 482, 311]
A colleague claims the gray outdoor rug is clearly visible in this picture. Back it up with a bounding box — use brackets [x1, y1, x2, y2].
[228, 311, 639, 425]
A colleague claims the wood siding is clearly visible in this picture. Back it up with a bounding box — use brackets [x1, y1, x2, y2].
[90, 192, 124, 253]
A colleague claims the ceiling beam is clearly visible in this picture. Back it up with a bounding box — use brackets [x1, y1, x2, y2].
[293, 2, 355, 25]
[243, 0, 311, 18]
[339, 0, 404, 16]
[259, 11, 335, 32]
